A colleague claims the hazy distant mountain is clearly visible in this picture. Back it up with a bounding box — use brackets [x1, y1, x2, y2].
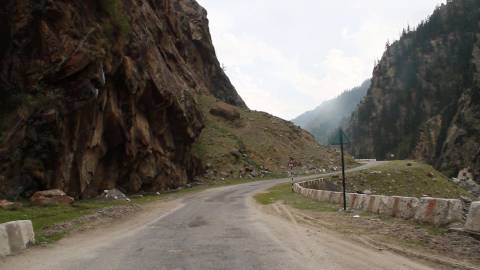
[293, 79, 371, 144]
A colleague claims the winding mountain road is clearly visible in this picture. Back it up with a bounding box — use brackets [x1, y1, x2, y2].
[1, 163, 434, 270]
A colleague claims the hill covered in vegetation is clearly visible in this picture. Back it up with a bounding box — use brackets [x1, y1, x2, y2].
[347, 0, 480, 183]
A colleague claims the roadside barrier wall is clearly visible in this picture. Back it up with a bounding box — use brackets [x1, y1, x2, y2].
[294, 179, 478, 231]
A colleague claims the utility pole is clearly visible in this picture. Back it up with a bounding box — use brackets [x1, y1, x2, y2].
[328, 128, 349, 211]
[339, 129, 347, 211]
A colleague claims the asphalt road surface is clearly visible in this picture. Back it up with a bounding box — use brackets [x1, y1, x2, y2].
[1, 164, 434, 270]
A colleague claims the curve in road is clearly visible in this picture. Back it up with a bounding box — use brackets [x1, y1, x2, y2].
[2, 168, 435, 270]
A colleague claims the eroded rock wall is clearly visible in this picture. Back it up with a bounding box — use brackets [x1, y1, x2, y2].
[0, 0, 245, 198]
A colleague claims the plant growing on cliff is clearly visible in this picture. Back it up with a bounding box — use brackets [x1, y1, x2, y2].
[99, 0, 130, 41]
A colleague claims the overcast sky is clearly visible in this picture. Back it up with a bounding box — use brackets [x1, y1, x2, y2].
[197, 0, 445, 120]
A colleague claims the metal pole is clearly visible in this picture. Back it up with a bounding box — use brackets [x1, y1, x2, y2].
[340, 129, 347, 211]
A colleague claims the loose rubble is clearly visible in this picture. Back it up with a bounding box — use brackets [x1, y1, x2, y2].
[101, 189, 130, 201]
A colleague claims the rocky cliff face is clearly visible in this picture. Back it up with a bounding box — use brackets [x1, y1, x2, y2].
[347, 0, 480, 182]
[0, 0, 245, 198]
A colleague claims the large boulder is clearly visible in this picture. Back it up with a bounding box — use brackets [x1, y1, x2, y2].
[30, 190, 74, 206]
[209, 103, 241, 121]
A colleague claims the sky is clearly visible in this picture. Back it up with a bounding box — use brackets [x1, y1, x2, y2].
[197, 0, 446, 120]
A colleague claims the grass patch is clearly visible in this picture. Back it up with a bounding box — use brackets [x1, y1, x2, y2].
[0, 193, 193, 244]
[99, 0, 130, 42]
[254, 183, 338, 212]
[0, 199, 131, 244]
[325, 160, 470, 198]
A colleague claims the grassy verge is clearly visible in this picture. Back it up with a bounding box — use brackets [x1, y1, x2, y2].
[255, 183, 458, 249]
[0, 196, 171, 244]
[325, 160, 470, 198]
[0, 200, 122, 243]
[0, 174, 286, 244]
[254, 182, 455, 237]
[254, 183, 338, 212]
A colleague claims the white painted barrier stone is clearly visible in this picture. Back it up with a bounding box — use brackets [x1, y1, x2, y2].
[353, 194, 368, 210]
[5, 222, 25, 252]
[392, 196, 419, 220]
[414, 198, 463, 226]
[365, 195, 383, 214]
[321, 191, 332, 202]
[17, 220, 35, 247]
[329, 192, 343, 204]
[378, 196, 395, 216]
[0, 220, 35, 256]
[0, 223, 11, 256]
[346, 193, 355, 208]
[465, 202, 480, 233]
[446, 199, 464, 224]
[293, 179, 468, 228]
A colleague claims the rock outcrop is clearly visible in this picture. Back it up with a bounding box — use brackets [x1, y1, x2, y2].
[0, 0, 245, 198]
[347, 0, 480, 182]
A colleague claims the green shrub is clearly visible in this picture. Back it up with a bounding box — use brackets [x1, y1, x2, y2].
[99, 0, 130, 40]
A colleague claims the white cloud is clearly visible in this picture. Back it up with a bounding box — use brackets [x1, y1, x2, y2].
[199, 0, 445, 120]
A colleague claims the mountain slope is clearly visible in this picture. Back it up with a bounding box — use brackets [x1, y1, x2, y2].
[0, 0, 245, 198]
[293, 80, 370, 144]
[347, 0, 480, 182]
[193, 95, 352, 179]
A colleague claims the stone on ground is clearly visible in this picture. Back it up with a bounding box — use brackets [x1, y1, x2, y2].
[30, 189, 74, 206]
[102, 189, 129, 201]
[0, 199, 21, 210]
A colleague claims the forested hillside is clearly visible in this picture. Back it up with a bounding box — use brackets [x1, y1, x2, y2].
[347, 0, 480, 182]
